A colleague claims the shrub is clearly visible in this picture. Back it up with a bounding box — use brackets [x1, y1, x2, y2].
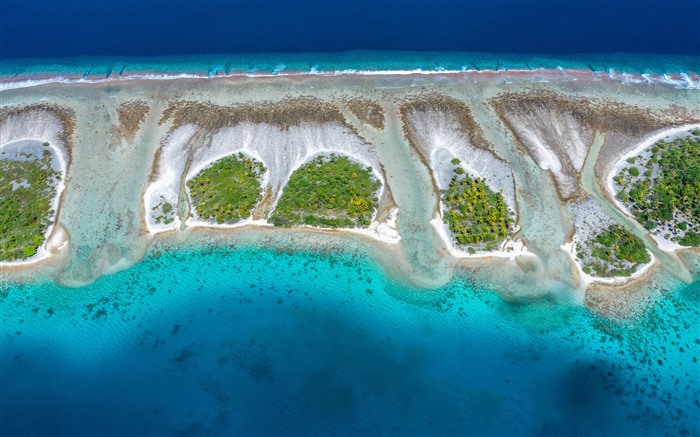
[578, 224, 650, 277]
[1, 150, 61, 261]
[186, 153, 266, 224]
[679, 231, 700, 247]
[271, 154, 381, 228]
[442, 170, 513, 250]
[23, 245, 37, 257]
[615, 135, 700, 244]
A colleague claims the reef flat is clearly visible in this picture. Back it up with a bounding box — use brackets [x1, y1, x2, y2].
[1, 70, 698, 316]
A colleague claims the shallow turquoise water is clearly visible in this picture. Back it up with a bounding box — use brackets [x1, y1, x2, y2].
[1, 245, 698, 436]
[1, 52, 698, 78]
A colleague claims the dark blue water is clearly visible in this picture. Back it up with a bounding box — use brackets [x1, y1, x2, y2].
[2, 0, 699, 58]
[1, 0, 699, 78]
[2, 2, 699, 435]
[2, 246, 699, 436]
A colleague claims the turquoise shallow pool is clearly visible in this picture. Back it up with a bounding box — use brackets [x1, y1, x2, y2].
[1, 245, 698, 436]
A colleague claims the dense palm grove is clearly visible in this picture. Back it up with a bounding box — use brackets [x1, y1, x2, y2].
[187, 153, 266, 224]
[270, 154, 380, 228]
[576, 224, 651, 277]
[0, 150, 60, 260]
[614, 134, 700, 247]
[442, 163, 513, 252]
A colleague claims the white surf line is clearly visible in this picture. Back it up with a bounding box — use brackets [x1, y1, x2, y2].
[2, 67, 698, 91]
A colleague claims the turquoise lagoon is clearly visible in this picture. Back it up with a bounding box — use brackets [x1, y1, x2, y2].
[1, 50, 699, 435]
[1, 243, 698, 436]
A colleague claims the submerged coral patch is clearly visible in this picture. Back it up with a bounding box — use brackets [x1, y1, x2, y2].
[346, 99, 385, 130]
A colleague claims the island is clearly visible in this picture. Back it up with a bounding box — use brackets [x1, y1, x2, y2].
[1, 70, 698, 317]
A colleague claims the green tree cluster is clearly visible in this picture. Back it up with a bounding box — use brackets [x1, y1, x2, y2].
[186, 153, 266, 224]
[578, 224, 650, 277]
[615, 136, 700, 246]
[442, 167, 513, 250]
[1, 151, 61, 261]
[270, 154, 381, 228]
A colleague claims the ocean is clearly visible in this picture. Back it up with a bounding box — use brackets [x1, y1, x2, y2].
[2, 1, 700, 435]
[2, 0, 699, 58]
[2, 245, 698, 436]
[1, 0, 699, 78]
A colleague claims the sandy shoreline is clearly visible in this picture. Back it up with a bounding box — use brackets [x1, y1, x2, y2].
[1, 71, 698, 306]
[561, 241, 656, 287]
[144, 98, 397, 243]
[0, 106, 72, 269]
[605, 124, 700, 253]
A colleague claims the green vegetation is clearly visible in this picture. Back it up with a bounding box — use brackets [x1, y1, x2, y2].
[442, 166, 513, 251]
[1, 150, 61, 261]
[151, 195, 175, 225]
[186, 153, 266, 224]
[614, 135, 700, 246]
[577, 225, 650, 277]
[270, 154, 381, 228]
[692, 129, 700, 136]
[680, 232, 700, 246]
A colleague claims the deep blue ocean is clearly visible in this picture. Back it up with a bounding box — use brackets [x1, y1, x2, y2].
[2, 1, 700, 436]
[2, 246, 699, 436]
[1, 0, 699, 76]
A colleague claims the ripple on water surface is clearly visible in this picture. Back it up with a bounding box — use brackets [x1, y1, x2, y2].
[1, 245, 698, 436]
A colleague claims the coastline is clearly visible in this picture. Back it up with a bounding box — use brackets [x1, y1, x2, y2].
[0, 110, 71, 268]
[1, 68, 698, 302]
[560, 240, 656, 287]
[605, 124, 700, 253]
[1, 66, 699, 92]
[431, 216, 532, 260]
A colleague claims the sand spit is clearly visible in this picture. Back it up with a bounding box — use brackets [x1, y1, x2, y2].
[145, 98, 398, 242]
[345, 99, 385, 130]
[0, 104, 74, 267]
[491, 90, 698, 201]
[399, 95, 526, 258]
[112, 100, 150, 143]
[605, 124, 700, 252]
[563, 197, 654, 286]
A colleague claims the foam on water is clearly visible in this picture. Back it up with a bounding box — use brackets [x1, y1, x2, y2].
[1, 245, 698, 436]
[1, 53, 699, 91]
